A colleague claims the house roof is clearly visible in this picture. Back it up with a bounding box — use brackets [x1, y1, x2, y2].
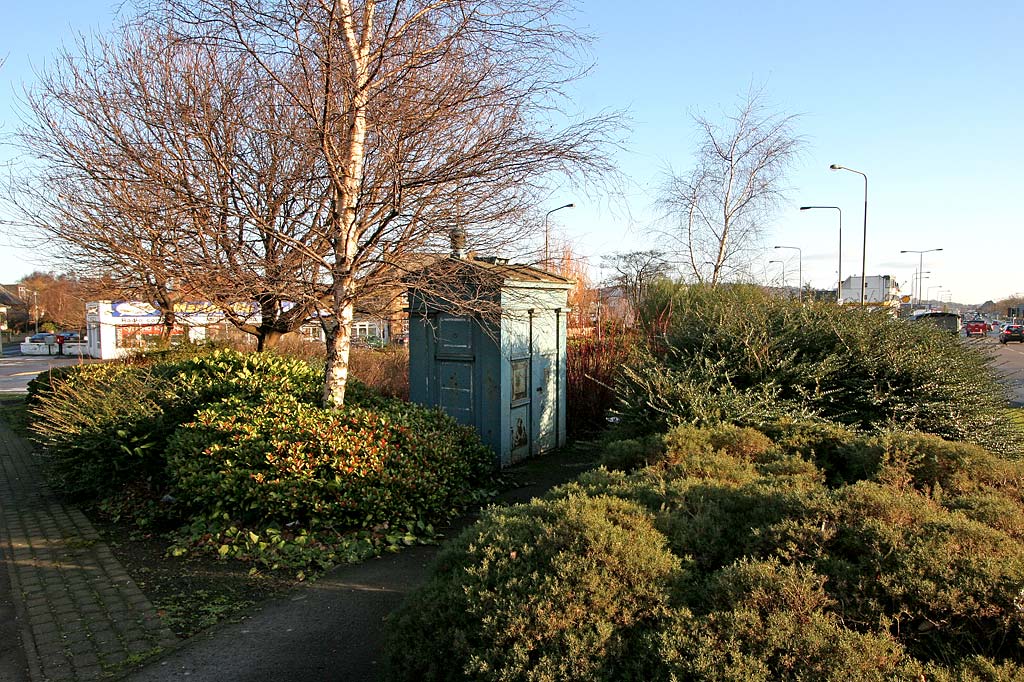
[408, 255, 574, 288]
[0, 284, 24, 306]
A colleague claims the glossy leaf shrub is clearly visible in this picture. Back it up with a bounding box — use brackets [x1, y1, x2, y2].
[27, 349, 496, 571]
[166, 394, 493, 533]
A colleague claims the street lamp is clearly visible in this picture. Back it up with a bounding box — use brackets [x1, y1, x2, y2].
[773, 246, 802, 301]
[900, 248, 942, 307]
[544, 203, 574, 269]
[768, 259, 787, 291]
[829, 164, 867, 305]
[30, 289, 39, 334]
[926, 284, 942, 308]
[910, 270, 930, 303]
[800, 206, 842, 302]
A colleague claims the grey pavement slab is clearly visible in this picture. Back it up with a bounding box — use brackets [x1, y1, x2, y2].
[0, 407, 179, 681]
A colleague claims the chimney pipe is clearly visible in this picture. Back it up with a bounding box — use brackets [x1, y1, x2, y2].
[450, 227, 467, 259]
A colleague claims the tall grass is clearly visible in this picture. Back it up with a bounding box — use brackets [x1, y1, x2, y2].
[566, 331, 637, 437]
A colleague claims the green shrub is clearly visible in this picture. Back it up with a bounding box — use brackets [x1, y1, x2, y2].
[26, 350, 325, 502]
[762, 419, 880, 486]
[384, 495, 680, 682]
[151, 348, 322, 414]
[166, 394, 493, 539]
[27, 363, 173, 499]
[618, 284, 1024, 455]
[393, 418, 1024, 677]
[649, 601, 923, 681]
[639, 558, 926, 681]
[869, 431, 1024, 497]
[597, 434, 666, 471]
[825, 482, 1024, 661]
[707, 424, 776, 462]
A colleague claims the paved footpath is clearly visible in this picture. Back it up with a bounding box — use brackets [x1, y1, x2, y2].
[0, 414, 178, 681]
[0, 387, 596, 682]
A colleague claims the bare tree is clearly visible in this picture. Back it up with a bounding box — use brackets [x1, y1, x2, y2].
[658, 88, 802, 286]
[601, 250, 674, 316]
[6, 28, 330, 348]
[142, 0, 622, 406]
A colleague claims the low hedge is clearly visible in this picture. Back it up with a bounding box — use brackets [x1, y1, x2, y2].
[385, 494, 680, 682]
[387, 422, 1024, 678]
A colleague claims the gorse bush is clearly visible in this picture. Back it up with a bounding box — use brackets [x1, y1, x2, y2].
[618, 284, 1023, 455]
[388, 422, 1024, 679]
[385, 494, 680, 682]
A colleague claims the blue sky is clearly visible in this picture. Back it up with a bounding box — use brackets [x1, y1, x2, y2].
[2, 1, 1022, 305]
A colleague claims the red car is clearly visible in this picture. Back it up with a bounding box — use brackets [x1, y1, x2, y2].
[964, 320, 989, 337]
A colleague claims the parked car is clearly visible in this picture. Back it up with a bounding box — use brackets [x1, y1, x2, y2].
[999, 325, 1024, 344]
[27, 333, 56, 344]
[56, 331, 81, 342]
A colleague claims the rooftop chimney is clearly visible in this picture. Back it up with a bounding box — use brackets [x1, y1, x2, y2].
[450, 227, 467, 259]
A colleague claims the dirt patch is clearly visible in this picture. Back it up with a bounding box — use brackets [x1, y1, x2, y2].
[93, 521, 298, 638]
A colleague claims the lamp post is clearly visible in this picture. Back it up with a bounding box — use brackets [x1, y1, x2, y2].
[926, 284, 942, 308]
[768, 260, 787, 291]
[900, 248, 942, 307]
[800, 206, 842, 302]
[829, 164, 867, 305]
[31, 290, 39, 334]
[544, 203, 574, 269]
[910, 270, 930, 305]
[773, 246, 802, 301]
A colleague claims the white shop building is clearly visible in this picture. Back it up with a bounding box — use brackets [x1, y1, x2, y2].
[85, 301, 233, 360]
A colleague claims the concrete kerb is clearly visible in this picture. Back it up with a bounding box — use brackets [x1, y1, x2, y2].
[0, 412, 179, 681]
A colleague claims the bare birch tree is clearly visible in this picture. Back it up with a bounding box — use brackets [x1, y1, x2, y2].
[141, 0, 621, 406]
[658, 88, 802, 286]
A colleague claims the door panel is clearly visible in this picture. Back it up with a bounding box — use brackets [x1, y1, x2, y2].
[438, 361, 474, 426]
[532, 353, 557, 454]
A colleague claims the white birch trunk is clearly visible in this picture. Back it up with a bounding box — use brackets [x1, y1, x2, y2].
[322, 0, 371, 407]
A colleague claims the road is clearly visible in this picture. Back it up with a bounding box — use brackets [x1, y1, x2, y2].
[966, 332, 1024, 406]
[0, 348, 96, 393]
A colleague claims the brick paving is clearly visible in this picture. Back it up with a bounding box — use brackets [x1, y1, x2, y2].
[0, 416, 178, 681]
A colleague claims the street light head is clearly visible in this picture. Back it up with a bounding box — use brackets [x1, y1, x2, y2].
[799, 206, 811, 210]
[829, 164, 842, 170]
